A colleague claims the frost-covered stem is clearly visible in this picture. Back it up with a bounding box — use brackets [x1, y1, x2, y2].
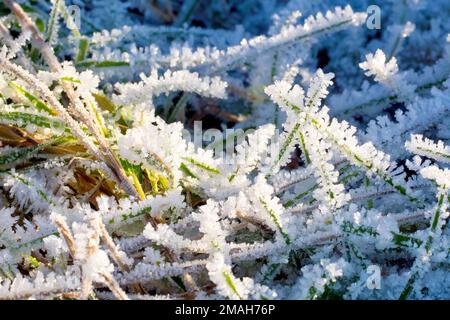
[4, 0, 139, 198]
[259, 198, 291, 245]
[80, 217, 101, 299]
[98, 219, 147, 300]
[235, 210, 272, 233]
[98, 272, 129, 300]
[198, 7, 367, 74]
[395, 211, 428, 225]
[243, 212, 427, 256]
[120, 233, 336, 285]
[3, 0, 61, 70]
[0, 21, 34, 73]
[273, 160, 347, 194]
[351, 183, 428, 203]
[0, 59, 103, 161]
[306, 109, 415, 202]
[288, 185, 427, 215]
[80, 276, 92, 299]
[406, 135, 450, 164]
[46, 0, 62, 45]
[52, 215, 77, 258]
[65, 74, 139, 197]
[99, 220, 131, 272]
[400, 187, 449, 299]
[181, 272, 199, 293]
[338, 77, 449, 116]
[99, 219, 147, 300]
[118, 259, 208, 286]
[386, 0, 408, 61]
[0, 287, 79, 300]
[120, 208, 430, 286]
[145, 222, 199, 294]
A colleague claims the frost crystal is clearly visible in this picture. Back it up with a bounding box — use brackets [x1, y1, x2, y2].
[0, 0, 449, 301]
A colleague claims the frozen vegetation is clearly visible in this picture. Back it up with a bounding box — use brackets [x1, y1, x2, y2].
[0, 0, 449, 300]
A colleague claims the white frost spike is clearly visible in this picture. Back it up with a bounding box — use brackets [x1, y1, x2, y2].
[359, 49, 399, 83]
[113, 69, 227, 107]
[420, 166, 450, 188]
[406, 134, 450, 165]
[359, 49, 415, 102]
[0, 271, 80, 299]
[197, 6, 367, 73]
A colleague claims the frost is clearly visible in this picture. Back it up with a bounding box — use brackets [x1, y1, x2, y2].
[0, 0, 449, 301]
